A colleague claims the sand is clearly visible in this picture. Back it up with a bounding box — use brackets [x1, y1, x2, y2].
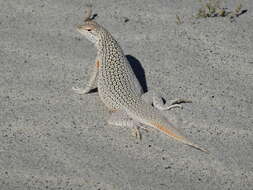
[0, 0, 252, 189]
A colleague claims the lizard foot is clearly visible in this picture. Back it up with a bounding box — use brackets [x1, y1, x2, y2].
[157, 98, 192, 111]
[72, 86, 90, 94]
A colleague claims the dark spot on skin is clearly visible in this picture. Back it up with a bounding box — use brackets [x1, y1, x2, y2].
[164, 166, 171, 169]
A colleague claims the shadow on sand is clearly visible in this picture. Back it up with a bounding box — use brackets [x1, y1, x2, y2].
[126, 55, 148, 93]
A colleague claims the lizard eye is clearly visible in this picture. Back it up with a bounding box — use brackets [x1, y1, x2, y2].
[86, 27, 93, 32]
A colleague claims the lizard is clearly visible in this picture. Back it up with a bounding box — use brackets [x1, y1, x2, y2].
[72, 8, 208, 152]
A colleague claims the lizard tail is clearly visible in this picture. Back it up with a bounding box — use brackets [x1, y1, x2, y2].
[126, 102, 208, 153]
[149, 122, 208, 153]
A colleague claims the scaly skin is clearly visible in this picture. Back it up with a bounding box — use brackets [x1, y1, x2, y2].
[74, 8, 208, 152]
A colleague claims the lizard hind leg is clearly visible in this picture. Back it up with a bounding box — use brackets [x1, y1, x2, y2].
[107, 110, 147, 140]
[141, 91, 192, 111]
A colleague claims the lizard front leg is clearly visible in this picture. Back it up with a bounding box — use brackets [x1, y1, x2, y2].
[72, 59, 100, 94]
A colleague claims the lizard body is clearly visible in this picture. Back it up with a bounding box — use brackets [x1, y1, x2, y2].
[73, 8, 207, 152]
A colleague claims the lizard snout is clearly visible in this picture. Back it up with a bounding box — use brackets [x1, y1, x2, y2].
[76, 25, 83, 30]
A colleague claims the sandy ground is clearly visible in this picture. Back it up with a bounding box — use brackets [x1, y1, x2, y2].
[0, 0, 253, 189]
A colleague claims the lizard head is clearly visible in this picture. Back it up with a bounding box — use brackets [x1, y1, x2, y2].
[76, 7, 104, 44]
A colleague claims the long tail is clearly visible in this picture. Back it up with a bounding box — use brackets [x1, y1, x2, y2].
[150, 121, 208, 153]
[126, 101, 208, 153]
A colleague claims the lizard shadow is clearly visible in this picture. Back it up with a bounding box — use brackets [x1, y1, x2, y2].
[126, 55, 148, 93]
